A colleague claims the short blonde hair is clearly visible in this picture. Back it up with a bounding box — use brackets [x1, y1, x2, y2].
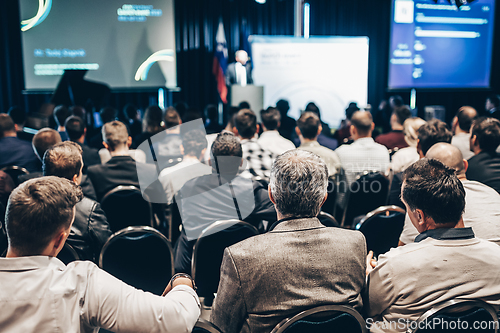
[403, 117, 426, 147]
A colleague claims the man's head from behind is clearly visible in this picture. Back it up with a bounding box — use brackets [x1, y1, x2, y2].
[211, 132, 243, 175]
[102, 120, 131, 152]
[8, 106, 26, 127]
[164, 107, 181, 129]
[470, 117, 500, 154]
[233, 109, 258, 139]
[391, 105, 412, 129]
[454, 106, 477, 133]
[402, 158, 465, 232]
[425, 143, 466, 178]
[100, 107, 118, 125]
[296, 112, 321, 140]
[43, 141, 83, 184]
[260, 107, 281, 131]
[65, 116, 86, 142]
[270, 150, 328, 219]
[350, 110, 374, 139]
[181, 129, 207, 159]
[53, 105, 70, 128]
[235, 50, 248, 65]
[417, 119, 452, 157]
[32, 128, 62, 161]
[0, 113, 16, 138]
[5, 176, 83, 257]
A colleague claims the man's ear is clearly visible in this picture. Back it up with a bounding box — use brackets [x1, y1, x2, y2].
[463, 159, 468, 173]
[256, 123, 260, 135]
[416, 140, 424, 158]
[232, 127, 239, 136]
[317, 124, 323, 137]
[295, 127, 301, 137]
[268, 186, 276, 205]
[127, 136, 132, 147]
[72, 173, 79, 183]
[349, 125, 356, 137]
[102, 141, 109, 150]
[371, 122, 375, 131]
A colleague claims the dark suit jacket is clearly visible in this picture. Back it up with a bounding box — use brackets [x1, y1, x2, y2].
[466, 151, 500, 194]
[0, 136, 41, 172]
[67, 197, 113, 262]
[86, 155, 158, 202]
[226, 62, 253, 86]
[211, 217, 366, 333]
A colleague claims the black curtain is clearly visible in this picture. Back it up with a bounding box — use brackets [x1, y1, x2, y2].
[1, 0, 500, 122]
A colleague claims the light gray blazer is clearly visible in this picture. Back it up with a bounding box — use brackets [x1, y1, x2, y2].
[210, 217, 367, 333]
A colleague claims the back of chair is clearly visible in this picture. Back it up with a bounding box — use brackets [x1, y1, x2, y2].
[99, 226, 174, 296]
[411, 300, 499, 333]
[318, 211, 339, 228]
[341, 172, 390, 228]
[271, 305, 367, 333]
[192, 220, 259, 298]
[101, 186, 153, 232]
[192, 319, 223, 333]
[356, 205, 406, 256]
[0, 166, 29, 186]
[57, 243, 80, 265]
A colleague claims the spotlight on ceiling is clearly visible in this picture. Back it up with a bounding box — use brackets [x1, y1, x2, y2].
[255, 0, 266, 4]
[432, 0, 476, 9]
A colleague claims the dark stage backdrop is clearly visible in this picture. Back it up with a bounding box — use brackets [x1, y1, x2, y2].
[1, 0, 500, 124]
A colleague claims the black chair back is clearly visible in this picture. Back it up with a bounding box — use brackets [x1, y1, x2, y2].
[318, 211, 339, 228]
[192, 319, 223, 333]
[57, 243, 80, 265]
[99, 226, 174, 296]
[341, 172, 390, 228]
[411, 300, 499, 333]
[321, 177, 337, 215]
[191, 220, 259, 298]
[101, 185, 153, 232]
[0, 166, 29, 186]
[271, 305, 367, 333]
[355, 205, 406, 256]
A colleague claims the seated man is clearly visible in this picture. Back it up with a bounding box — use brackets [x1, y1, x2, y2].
[450, 106, 477, 160]
[211, 149, 366, 333]
[399, 142, 500, 245]
[173, 132, 276, 276]
[87, 121, 159, 202]
[0, 176, 200, 332]
[233, 109, 275, 181]
[296, 111, 341, 177]
[467, 117, 500, 194]
[65, 116, 101, 172]
[366, 159, 500, 333]
[257, 107, 295, 156]
[375, 105, 412, 150]
[43, 141, 113, 262]
[0, 113, 40, 172]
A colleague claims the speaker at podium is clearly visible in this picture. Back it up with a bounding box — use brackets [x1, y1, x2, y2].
[229, 85, 264, 121]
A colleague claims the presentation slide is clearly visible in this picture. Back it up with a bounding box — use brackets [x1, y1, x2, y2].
[250, 36, 369, 128]
[388, 0, 496, 89]
[19, 0, 176, 90]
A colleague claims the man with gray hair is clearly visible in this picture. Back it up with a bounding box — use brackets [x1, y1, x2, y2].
[211, 149, 366, 333]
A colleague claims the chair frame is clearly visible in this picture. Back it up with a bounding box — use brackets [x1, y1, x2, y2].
[60, 242, 80, 262]
[99, 226, 174, 275]
[0, 165, 30, 185]
[410, 299, 499, 333]
[271, 304, 367, 333]
[318, 211, 338, 227]
[355, 205, 406, 230]
[101, 185, 154, 228]
[340, 171, 390, 228]
[191, 219, 258, 280]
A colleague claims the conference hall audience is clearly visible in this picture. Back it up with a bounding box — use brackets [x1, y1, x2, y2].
[389, 117, 426, 173]
[375, 105, 412, 150]
[65, 116, 101, 172]
[0, 176, 200, 332]
[335, 110, 390, 208]
[399, 143, 500, 245]
[233, 109, 275, 181]
[466, 117, 500, 194]
[0, 113, 40, 172]
[366, 158, 500, 333]
[42, 141, 112, 262]
[53, 104, 71, 141]
[275, 99, 296, 141]
[211, 149, 366, 333]
[389, 119, 452, 208]
[450, 105, 477, 160]
[257, 107, 295, 156]
[296, 111, 341, 177]
[87, 120, 160, 202]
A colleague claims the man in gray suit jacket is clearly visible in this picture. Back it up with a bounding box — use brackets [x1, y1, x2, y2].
[210, 149, 367, 333]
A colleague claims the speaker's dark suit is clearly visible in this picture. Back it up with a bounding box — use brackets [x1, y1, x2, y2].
[226, 62, 253, 86]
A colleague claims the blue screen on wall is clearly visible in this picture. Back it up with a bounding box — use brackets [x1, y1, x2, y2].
[388, 0, 496, 89]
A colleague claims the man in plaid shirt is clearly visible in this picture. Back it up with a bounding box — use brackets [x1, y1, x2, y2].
[233, 109, 276, 181]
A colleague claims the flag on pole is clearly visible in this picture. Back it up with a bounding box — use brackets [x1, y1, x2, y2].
[212, 20, 228, 104]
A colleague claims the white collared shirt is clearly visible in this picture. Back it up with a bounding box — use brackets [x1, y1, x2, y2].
[0, 256, 200, 333]
[257, 130, 296, 156]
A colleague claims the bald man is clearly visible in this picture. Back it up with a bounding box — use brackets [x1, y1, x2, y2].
[335, 111, 390, 208]
[451, 106, 477, 160]
[226, 50, 253, 86]
[399, 142, 500, 245]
